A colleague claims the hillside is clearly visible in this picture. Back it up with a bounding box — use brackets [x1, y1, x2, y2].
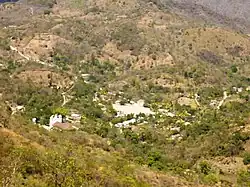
[0, 0, 250, 186]
[157, 0, 250, 33]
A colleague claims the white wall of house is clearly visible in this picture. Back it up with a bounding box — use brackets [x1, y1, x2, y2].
[49, 114, 63, 127]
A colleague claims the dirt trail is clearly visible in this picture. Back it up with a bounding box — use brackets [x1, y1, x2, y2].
[10, 45, 56, 68]
[217, 91, 228, 109]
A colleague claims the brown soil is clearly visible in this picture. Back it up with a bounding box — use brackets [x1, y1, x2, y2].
[15, 69, 73, 89]
[12, 33, 72, 61]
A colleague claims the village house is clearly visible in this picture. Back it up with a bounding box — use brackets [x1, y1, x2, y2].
[48, 114, 79, 130]
[35, 114, 79, 131]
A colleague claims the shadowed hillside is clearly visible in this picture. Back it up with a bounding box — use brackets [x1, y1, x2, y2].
[153, 0, 250, 32]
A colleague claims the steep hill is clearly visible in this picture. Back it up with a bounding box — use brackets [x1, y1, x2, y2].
[157, 0, 250, 33]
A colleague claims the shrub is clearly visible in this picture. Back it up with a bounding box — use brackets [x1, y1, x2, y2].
[0, 38, 10, 50]
[120, 99, 128, 105]
[216, 132, 248, 156]
[226, 45, 244, 57]
[231, 65, 238, 73]
[147, 151, 163, 167]
[53, 54, 70, 70]
[203, 173, 219, 185]
[199, 161, 211, 175]
[52, 107, 69, 116]
[7, 60, 17, 71]
[111, 22, 145, 55]
[44, 9, 51, 15]
[243, 153, 250, 165]
[237, 170, 250, 186]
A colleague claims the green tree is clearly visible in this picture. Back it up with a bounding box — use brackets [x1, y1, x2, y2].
[231, 65, 238, 73]
[243, 152, 250, 165]
[52, 107, 69, 116]
[199, 161, 211, 175]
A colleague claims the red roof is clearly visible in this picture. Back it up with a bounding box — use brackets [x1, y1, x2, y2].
[52, 122, 75, 130]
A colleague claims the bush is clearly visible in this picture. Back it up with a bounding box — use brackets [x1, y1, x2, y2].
[111, 22, 145, 55]
[203, 173, 219, 185]
[53, 54, 70, 70]
[111, 117, 124, 124]
[243, 153, 250, 165]
[237, 170, 250, 186]
[0, 38, 10, 50]
[52, 107, 69, 116]
[44, 9, 52, 15]
[7, 60, 18, 71]
[199, 161, 211, 175]
[231, 65, 238, 73]
[147, 151, 165, 170]
[120, 99, 128, 105]
[84, 106, 103, 119]
[73, 79, 96, 98]
[216, 132, 248, 156]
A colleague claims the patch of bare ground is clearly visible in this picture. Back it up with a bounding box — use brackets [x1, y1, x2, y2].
[101, 42, 174, 70]
[0, 3, 45, 27]
[11, 33, 72, 61]
[14, 69, 73, 88]
[52, 5, 83, 18]
[135, 169, 207, 187]
[208, 156, 247, 183]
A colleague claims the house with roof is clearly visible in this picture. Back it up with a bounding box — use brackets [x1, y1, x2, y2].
[52, 122, 78, 130]
[41, 114, 79, 131]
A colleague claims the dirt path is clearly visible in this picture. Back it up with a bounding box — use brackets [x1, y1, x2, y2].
[217, 91, 228, 109]
[10, 45, 57, 68]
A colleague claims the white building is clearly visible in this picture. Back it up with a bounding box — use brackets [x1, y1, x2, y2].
[49, 114, 63, 127]
[112, 100, 154, 117]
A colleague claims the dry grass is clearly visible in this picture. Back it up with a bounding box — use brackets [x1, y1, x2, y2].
[0, 128, 45, 150]
[181, 27, 250, 57]
[14, 69, 73, 88]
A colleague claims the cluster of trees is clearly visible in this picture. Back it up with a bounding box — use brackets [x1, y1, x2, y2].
[79, 59, 116, 84]
[72, 94, 250, 185]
